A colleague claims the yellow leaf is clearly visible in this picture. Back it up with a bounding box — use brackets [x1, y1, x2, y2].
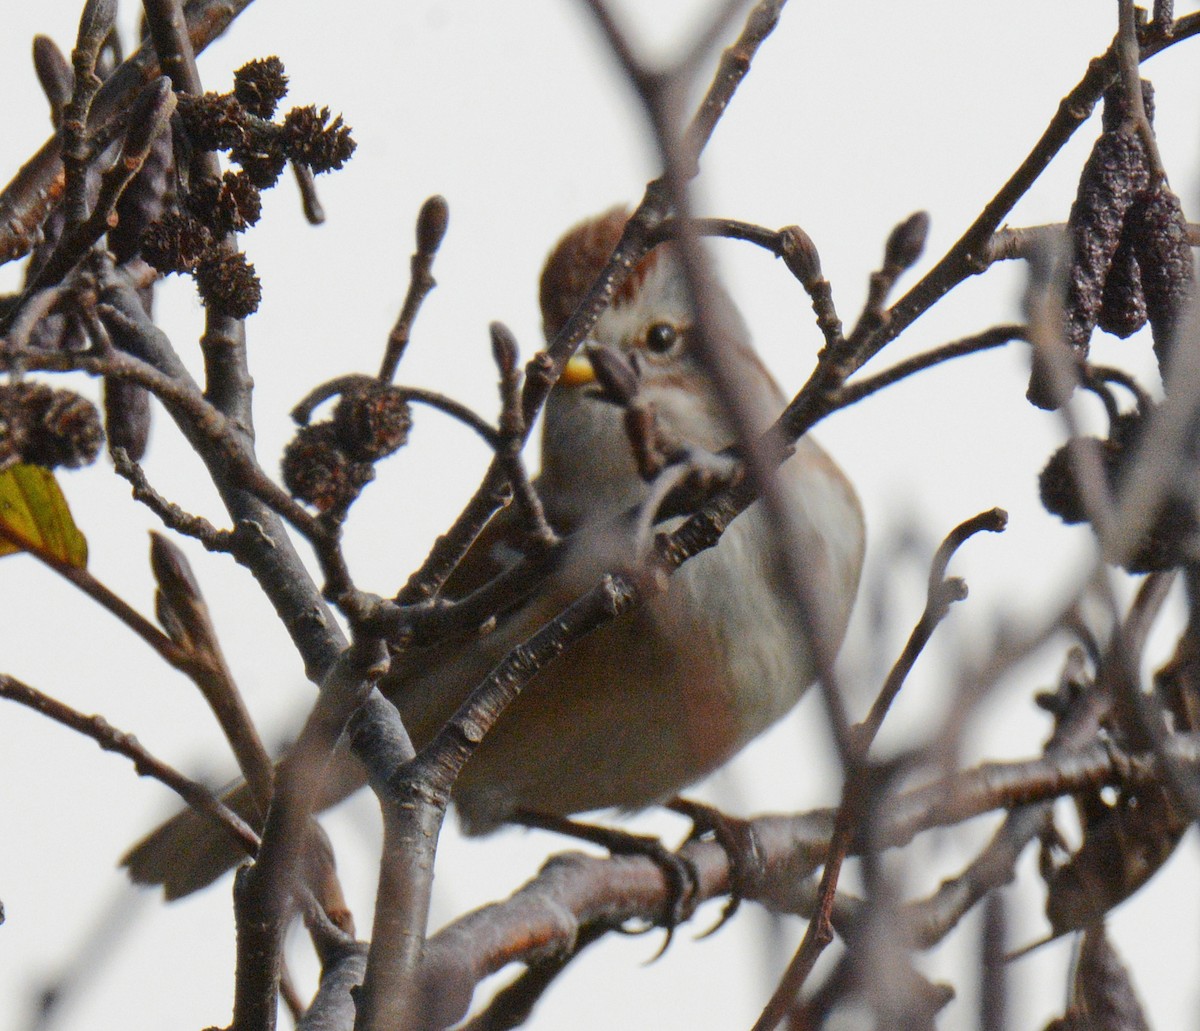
[0, 464, 88, 568]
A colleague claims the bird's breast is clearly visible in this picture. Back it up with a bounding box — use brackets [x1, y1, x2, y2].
[390, 427, 863, 835]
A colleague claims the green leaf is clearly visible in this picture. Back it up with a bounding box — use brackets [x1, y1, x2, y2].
[0, 464, 88, 568]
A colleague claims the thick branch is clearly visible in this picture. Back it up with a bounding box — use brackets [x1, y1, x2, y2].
[410, 732, 1200, 1024]
[231, 639, 388, 1031]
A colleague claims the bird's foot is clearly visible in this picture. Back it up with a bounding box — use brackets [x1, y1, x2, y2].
[511, 808, 699, 957]
[667, 797, 765, 937]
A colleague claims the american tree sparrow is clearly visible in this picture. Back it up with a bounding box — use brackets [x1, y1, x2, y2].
[124, 208, 865, 898]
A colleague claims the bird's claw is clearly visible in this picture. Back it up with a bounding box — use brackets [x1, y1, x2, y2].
[512, 808, 700, 959]
[667, 797, 765, 938]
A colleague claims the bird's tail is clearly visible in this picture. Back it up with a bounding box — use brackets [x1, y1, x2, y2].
[122, 778, 261, 899]
[122, 747, 367, 900]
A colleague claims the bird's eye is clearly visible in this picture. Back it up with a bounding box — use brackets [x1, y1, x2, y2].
[644, 322, 679, 354]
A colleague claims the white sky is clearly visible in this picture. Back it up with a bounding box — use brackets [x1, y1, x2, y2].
[1, 2, 1198, 1028]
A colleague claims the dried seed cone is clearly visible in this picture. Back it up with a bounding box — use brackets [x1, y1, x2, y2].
[1126, 181, 1194, 374]
[1100, 78, 1156, 133]
[140, 210, 213, 274]
[1038, 437, 1117, 526]
[281, 422, 371, 512]
[281, 105, 356, 173]
[1064, 130, 1150, 355]
[1096, 80, 1157, 347]
[331, 384, 412, 462]
[190, 172, 263, 235]
[176, 91, 247, 153]
[0, 382, 104, 470]
[1039, 412, 1195, 572]
[231, 120, 289, 189]
[233, 56, 288, 119]
[1097, 230, 1148, 339]
[35, 388, 105, 469]
[194, 252, 262, 318]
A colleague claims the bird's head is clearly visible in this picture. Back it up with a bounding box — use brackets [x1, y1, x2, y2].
[536, 208, 781, 524]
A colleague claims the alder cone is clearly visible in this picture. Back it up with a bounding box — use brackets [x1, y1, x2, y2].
[281, 422, 372, 512]
[1096, 229, 1147, 339]
[1063, 130, 1149, 355]
[0, 383, 104, 470]
[332, 384, 412, 462]
[1126, 181, 1194, 374]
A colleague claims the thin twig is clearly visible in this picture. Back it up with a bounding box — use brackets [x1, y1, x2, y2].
[777, 225, 846, 354]
[987, 220, 1200, 263]
[111, 446, 236, 552]
[461, 923, 610, 1031]
[62, 0, 117, 227]
[291, 161, 325, 225]
[393, 458, 512, 604]
[647, 215, 784, 254]
[409, 727, 1200, 1022]
[856, 508, 1008, 748]
[378, 195, 449, 382]
[1117, 0, 1166, 181]
[17, 78, 176, 307]
[0, 517, 195, 673]
[755, 499, 998, 1031]
[0, 672, 259, 856]
[593, 0, 860, 782]
[397, 1, 791, 611]
[150, 531, 274, 807]
[682, 0, 787, 168]
[749, 786, 859, 1031]
[680, 0, 756, 75]
[292, 374, 500, 449]
[359, 572, 646, 1030]
[979, 892, 1009, 1031]
[846, 212, 931, 351]
[7, 334, 328, 543]
[869, 14, 1200, 373]
[834, 325, 1026, 409]
[490, 322, 557, 547]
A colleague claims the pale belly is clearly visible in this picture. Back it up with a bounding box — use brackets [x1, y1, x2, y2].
[394, 437, 863, 834]
[399, 503, 819, 834]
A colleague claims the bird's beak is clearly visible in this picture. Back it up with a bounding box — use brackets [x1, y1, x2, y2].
[559, 352, 596, 387]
